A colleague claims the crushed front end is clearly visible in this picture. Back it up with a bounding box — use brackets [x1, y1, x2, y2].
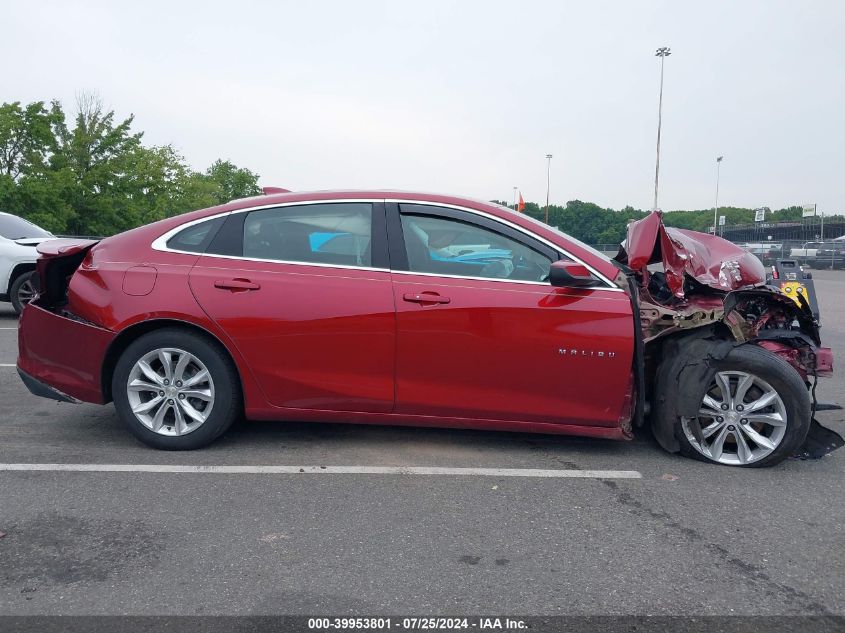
[616, 211, 841, 459]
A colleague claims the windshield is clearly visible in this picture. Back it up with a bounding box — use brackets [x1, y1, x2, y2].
[489, 203, 620, 268]
[0, 214, 52, 239]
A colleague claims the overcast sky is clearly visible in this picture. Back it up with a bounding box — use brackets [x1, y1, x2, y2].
[4, 0, 844, 213]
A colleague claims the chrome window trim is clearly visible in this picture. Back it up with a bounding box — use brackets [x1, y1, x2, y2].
[150, 197, 623, 291]
[150, 199, 384, 256]
[390, 269, 565, 288]
[184, 252, 389, 273]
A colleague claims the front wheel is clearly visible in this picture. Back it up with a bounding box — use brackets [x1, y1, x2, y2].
[112, 328, 241, 450]
[672, 344, 810, 467]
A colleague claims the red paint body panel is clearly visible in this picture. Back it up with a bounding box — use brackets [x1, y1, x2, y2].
[189, 257, 395, 412]
[64, 250, 270, 412]
[122, 265, 158, 296]
[17, 303, 114, 403]
[391, 274, 634, 426]
[814, 347, 835, 376]
[245, 403, 629, 440]
[625, 211, 766, 297]
[755, 340, 835, 380]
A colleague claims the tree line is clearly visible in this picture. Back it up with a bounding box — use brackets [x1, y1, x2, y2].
[2, 96, 838, 243]
[496, 200, 842, 246]
[0, 94, 260, 236]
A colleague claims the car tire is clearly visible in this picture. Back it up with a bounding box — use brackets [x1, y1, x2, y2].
[112, 328, 242, 450]
[10, 271, 36, 315]
[671, 344, 810, 468]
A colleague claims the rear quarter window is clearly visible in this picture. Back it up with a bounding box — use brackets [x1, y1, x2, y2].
[166, 217, 226, 253]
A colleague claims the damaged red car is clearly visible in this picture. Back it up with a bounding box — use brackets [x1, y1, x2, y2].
[16, 190, 838, 466]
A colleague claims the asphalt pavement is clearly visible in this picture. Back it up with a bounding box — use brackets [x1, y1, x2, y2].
[0, 272, 843, 616]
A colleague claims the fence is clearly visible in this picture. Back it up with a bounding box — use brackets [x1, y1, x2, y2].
[721, 217, 845, 243]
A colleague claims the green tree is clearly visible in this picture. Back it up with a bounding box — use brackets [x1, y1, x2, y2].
[0, 100, 59, 180]
[0, 95, 265, 236]
[49, 93, 145, 234]
[204, 159, 261, 203]
[0, 100, 74, 232]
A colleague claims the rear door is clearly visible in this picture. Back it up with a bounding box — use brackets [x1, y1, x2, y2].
[388, 203, 634, 427]
[187, 201, 395, 412]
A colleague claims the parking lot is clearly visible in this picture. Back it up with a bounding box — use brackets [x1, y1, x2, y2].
[0, 272, 843, 616]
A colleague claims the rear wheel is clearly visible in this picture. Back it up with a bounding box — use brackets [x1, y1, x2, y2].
[674, 344, 810, 467]
[112, 328, 241, 449]
[10, 271, 36, 315]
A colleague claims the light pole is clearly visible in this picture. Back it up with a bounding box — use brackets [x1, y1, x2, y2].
[544, 154, 553, 224]
[653, 46, 671, 210]
[512, 186, 518, 210]
[713, 156, 723, 235]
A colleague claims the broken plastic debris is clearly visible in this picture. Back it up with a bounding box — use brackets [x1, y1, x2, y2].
[259, 533, 289, 543]
[790, 418, 845, 460]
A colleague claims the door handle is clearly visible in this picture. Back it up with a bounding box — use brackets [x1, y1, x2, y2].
[403, 292, 450, 304]
[214, 278, 261, 291]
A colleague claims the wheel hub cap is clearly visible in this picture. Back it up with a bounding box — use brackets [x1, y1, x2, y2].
[126, 348, 215, 437]
[681, 370, 787, 466]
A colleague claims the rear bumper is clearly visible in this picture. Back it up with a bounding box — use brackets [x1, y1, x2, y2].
[17, 367, 78, 403]
[17, 303, 115, 404]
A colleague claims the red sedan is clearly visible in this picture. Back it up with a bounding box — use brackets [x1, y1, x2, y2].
[16, 190, 836, 466]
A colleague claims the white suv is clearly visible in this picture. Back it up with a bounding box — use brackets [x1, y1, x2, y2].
[0, 212, 55, 314]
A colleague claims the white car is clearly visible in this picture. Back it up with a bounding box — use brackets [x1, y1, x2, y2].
[789, 241, 822, 260]
[0, 212, 55, 314]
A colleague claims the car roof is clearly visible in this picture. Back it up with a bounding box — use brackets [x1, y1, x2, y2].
[225, 189, 509, 214]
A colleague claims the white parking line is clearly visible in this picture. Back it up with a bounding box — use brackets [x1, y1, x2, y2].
[0, 363, 16, 367]
[0, 327, 18, 330]
[0, 464, 642, 478]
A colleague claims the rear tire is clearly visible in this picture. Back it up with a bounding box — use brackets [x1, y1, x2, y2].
[10, 271, 36, 315]
[669, 344, 810, 468]
[112, 328, 241, 450]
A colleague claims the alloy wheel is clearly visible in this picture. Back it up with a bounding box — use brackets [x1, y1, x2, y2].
[681, 370, 787, 465]
[126, 348, 215, 436]
[17, 277, 36, 305]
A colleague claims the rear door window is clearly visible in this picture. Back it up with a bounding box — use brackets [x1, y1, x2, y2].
[242, 203, 373, 267]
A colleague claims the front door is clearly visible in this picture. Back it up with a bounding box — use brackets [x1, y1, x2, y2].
[389, 203, 634, 427]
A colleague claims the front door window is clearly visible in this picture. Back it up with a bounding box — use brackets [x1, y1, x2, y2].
[399, 213, 553, 283]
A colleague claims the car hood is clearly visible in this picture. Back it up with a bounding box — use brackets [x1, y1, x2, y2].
[618, 211, 765, 298]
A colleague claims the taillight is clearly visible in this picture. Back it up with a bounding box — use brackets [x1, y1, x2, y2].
[771, 266, 779, 280]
